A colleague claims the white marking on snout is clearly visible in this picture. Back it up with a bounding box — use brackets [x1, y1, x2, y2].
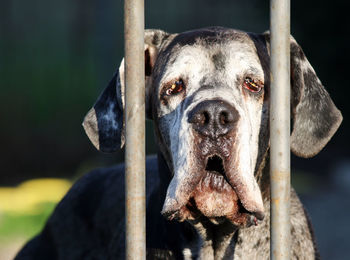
[163, 106, 196, 211]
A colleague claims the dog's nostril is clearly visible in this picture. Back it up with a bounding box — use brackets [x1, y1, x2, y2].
[203, 111, 210, 125]
[193, 111, 210, 126]
[219, 111, 229, 125]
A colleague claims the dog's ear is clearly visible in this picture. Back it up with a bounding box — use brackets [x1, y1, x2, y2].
[262, 33, 342, 158]
[83, 29, 169, 153]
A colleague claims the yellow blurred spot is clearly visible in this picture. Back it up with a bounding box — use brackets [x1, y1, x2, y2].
[0, 179, 71, 214]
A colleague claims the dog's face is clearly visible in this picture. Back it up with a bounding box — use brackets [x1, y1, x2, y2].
[83, 27, 342, 227]
[152, 29, 268, 226]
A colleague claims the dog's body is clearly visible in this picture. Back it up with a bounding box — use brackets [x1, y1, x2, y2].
[15, 155, 317, 259]
[16, 27, 342, 259]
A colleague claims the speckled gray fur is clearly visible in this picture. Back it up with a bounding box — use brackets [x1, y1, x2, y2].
[16, 27, 342, 260]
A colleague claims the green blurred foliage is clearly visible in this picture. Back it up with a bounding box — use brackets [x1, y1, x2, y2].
[0, 202, 57, 243]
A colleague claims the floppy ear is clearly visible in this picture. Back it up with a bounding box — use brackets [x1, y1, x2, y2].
[263, 33, 342, 158]
[82, 29, 169, 153]
[289, 37, 342, 157]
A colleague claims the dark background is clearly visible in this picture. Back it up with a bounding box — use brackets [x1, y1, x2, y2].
[1, 0, 349, 258]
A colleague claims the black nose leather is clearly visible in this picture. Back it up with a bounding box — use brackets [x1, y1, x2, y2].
[188, 100, 237, 138]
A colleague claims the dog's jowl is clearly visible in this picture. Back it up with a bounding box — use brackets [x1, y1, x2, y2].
[16, 27, 342, 260]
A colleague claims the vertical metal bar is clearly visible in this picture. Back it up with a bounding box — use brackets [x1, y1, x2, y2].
[124, 0, 145, 259]
[270, 0, 291, 259]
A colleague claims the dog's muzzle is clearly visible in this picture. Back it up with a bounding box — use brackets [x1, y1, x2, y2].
[162, 99, 265, 226]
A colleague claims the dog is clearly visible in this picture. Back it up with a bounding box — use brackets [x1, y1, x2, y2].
[15, 27, 342, 259]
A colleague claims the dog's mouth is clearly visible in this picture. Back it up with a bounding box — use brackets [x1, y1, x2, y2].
[164, 153, 263, 227]
[205, 154, 226, 177]
[191, 154, 260, 226]
[162, 127, 265, 227]
[205, 154, 239, 187]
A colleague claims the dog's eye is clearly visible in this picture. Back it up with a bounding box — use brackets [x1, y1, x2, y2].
[243, 77, 263, 93]
[165, 79, 185, 96]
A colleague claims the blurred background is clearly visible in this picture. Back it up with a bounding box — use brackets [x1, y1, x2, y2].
[0, 0, 349, 259]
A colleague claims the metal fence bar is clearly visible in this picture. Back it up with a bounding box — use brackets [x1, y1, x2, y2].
[124, 0, 146, 259]
[269, 0, 291, 259]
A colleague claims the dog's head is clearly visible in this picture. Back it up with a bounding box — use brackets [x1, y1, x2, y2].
[83, 27, 342, 227]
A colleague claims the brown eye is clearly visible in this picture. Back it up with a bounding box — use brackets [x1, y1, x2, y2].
[243, 77, 263, 93]
[165, 79, 185, 96]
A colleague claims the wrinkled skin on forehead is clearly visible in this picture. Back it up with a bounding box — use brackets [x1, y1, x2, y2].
[150, 28, 270, 225]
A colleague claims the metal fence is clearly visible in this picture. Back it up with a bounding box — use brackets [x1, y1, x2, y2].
[124, 0, 146, 259]
[123, 0, 291, 259]
[269, 0, 291, 259]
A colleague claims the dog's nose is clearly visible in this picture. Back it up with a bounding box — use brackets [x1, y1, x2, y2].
[188, 100, 237, 138]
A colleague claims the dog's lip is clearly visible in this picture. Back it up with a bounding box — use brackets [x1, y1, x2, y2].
[162, 146, 265, 224]
[161, 201, 264, 223]
[161, 154, 265, 223]
[252, 210, 265, 220]
[203, 154, 264, 220]
[237, 201, 265, 221]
